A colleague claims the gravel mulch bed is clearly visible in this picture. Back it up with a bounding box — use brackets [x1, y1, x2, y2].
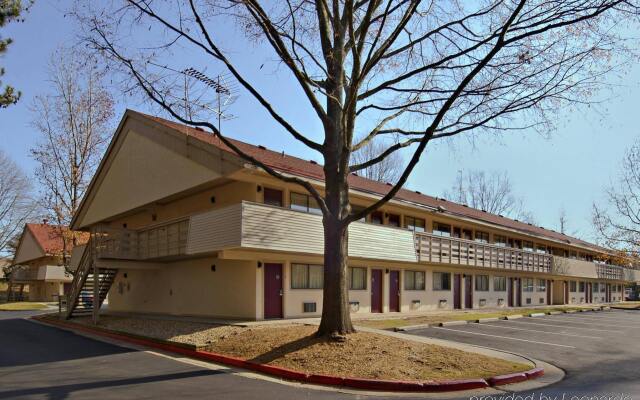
[207, 324, 529, 381]
[74, 315, 244, 347]
[73, 316, 529, 381]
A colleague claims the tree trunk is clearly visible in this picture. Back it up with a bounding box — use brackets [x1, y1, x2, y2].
[317, 213, 355, 336]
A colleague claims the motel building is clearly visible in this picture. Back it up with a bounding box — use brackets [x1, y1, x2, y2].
[63, 110, 640, 320]
[9, 223, 77, 302]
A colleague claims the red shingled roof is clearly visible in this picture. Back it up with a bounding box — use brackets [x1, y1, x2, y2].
[26, 223, 89, 255]
[133, 110, 604, 252]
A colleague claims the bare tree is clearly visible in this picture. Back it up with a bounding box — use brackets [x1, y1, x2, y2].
[444, 169, 534, 222]
[30, 48, 114, 268]
[0, 150, 38, 256]
[593, 138, 640, 259]
[74, 0, 638, 337]
[351, 139, 402, 182]
[558, 206, 568, 234]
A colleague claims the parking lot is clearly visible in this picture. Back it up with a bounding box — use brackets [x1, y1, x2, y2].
[409, 309, 640, 396]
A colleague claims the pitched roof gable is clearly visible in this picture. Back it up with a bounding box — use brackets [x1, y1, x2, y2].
[126, 110, 605, 252]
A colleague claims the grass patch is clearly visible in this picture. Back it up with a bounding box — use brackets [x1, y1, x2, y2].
[611, 302, 640, 310]
[356, 305, 596, 330]
[0, 302, 49, 311]
[69, 316, 529, 381]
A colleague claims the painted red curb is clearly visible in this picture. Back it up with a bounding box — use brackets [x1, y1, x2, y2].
[421, 379, 490, 392]
[525, 367, 545, 379]
[306, 374, 345, 386]
[487, 372, 528, 386]
[33, 316, 543, 392]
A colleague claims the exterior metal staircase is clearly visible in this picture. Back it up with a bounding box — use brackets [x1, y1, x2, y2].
[64, 240, 118, 319]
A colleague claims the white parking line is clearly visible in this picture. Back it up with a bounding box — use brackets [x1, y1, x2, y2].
[507, 319, 614, 332]
[433, 326, 576, 348]
[545, 316, 640, 329]
[477, 322, 602, 339]
[560, 314, 640, 325]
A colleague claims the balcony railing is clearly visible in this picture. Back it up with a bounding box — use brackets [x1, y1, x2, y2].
[10, 267, 39, 281]
[415, 232, 553, 273]
[93, 218, 189, 260]
[595, 263, 625, 280]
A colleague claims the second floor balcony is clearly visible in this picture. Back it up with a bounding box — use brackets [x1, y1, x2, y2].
[89, 201, 640, 283]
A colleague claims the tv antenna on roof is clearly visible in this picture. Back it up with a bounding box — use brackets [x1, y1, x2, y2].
[181, 67, 239, 133]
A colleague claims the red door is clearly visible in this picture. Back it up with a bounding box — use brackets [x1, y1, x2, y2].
[371, 269, 383, 313]
[389, 271, 400, 312]
[264, 263, 283, 318]
[547, 280, 552, 305]
[453, 274, 462, 309]
[63, 283, 72, 294]
[606, 284, 611, 302]
[587, 282, 592, 303]
[563, 281, 569, 305]
[507, 278, 514, 307]
[464, 275, 473, 309]
[516, 278, 522, 307]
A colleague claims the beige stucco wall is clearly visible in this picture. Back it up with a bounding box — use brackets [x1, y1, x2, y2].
[27, 281, 64, 302]
[107, 257, 257, 319]
[79, 120, 242, 228]
[13, 230, 45, 265]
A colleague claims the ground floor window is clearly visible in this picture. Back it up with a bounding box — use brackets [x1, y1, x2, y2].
[404, 270, 426, 290]
[600, 283, 606, 292]
[433, 272, 451, 291]
[537, 279, 546, 292]
[291, 264, 323, 289]
[475, 275, 489, 291]
[579, 281, 586, 292]
[349, 267, 367, 290]
[523, 278, 534, 292]
[593, 282, 600, 292]
[570, 281, 577, 292]
[493, 276, 507, 291]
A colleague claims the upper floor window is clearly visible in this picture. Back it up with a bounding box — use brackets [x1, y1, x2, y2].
[569, 250, 578, 259]
[290, 192, 322, 215]
[494, 235, 507, 247]
[475, 231, 489, 243]
[508, 238, 522, 249]
[263, 187, 283, 207]
[536, 244, 548, 254]
[475, 275, 489, 291]
[404, 270, 426, 290]
[388, 214, 401, 227]
[462, 229, 473, 240]
[370, 211, 383, 225]
[291, 264, 323, 289]
[523, 241, 534, 252]
[350, 205, 366, 222]
[433, 222, 451, 237]
[405, 216, 426, 232]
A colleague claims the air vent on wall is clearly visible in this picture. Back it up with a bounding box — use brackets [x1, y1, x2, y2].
[303, 302, 317, 313]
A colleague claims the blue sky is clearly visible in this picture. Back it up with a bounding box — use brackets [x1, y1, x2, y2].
[1, 0, 638, 242]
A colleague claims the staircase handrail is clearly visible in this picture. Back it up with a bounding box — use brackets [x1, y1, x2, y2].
[65, 237, 94, 319]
